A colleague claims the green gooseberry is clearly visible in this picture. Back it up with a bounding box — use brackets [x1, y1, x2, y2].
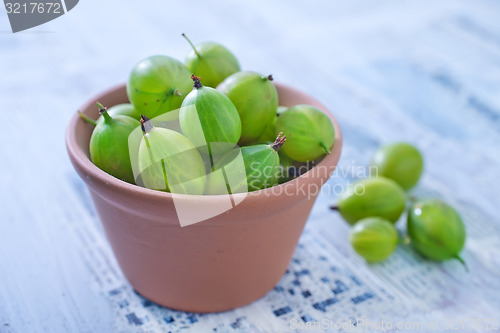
[89, 102, 140, 184]
[407, 199, 466, 264]
[276, 105, 335, 162]
[137, 116, 206, 194]
[372, 142, 424, 190]
[206, 133, 286, 194]
[349, 217, 399, 262]
[334, 177, 407, 225]
[217, 72, 278, 144]
[179, 75, 241, 156]
[182, 33, 240, 88]
[127, 55, 192, 119]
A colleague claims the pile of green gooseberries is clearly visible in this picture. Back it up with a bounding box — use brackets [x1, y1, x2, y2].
[332, 142, 467, 267]
[79, 34, 336, 195]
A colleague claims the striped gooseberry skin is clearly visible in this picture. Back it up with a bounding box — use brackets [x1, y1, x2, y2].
[337, 177, 407, 225]
[180, 76, 241, 155]
[217, 71, 278, 145]
[372, 142, 424, 190]
[137, 118, 206, 195]
[349, 217, 398, 262]
[276, 105, 335, 162]
[90, 111, 140, 184]
[127, 55, 192, 119]
[407, 199, 466, 263]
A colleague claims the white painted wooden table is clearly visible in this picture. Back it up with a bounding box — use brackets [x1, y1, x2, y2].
[1, 1, 499, 332]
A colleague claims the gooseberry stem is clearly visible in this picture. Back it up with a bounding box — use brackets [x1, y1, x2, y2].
[270, 132, 286, 151]
[182, 33, 201, 59]
[320, 142, 331, 155]
[262, 74, 273, 81]
[454, 255, 468, 272]
[96, 102, 112, 123]
[191, 74, 203, 89]
[173, 89, 182, 97]
[78, 111, 97, 126]
[329, 205, 338, 211]
[140, 115, 154, 133]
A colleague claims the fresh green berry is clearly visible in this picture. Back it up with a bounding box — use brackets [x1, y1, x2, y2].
[335, 177, 407, 225]
[217, 72, 278, 144]
[372, 142, 424, 190]
[206, 133, 286, 194]
[89, 102, 140, 184]
[179, 75, 241, 156]
[182, 33, 240, 88]
[407, 199, 466, 264]
[349, 217, 399, 262]
[137, 115, 206, 194]
[127, 55, 192, 119]
[276, 105, 335, 162]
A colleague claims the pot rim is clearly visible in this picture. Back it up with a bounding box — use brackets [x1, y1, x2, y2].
[66, 82, 343, 202]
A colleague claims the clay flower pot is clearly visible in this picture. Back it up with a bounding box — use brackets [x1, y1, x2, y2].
[66, 83, 342, 313]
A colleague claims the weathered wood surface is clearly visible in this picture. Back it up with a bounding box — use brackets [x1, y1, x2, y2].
[1, 0, 499, 332]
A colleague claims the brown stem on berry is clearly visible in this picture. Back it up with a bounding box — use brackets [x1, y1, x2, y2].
[140, 115, 153, 133]
[270, 132, 286, 151]
[329, 205, 339, 211]
[96, 102, 112, 122]
[191, 74, 203, 89]
[262, 74, 273, 81]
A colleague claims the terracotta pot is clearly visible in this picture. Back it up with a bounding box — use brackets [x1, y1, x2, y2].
[66, 83, 342, 313]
